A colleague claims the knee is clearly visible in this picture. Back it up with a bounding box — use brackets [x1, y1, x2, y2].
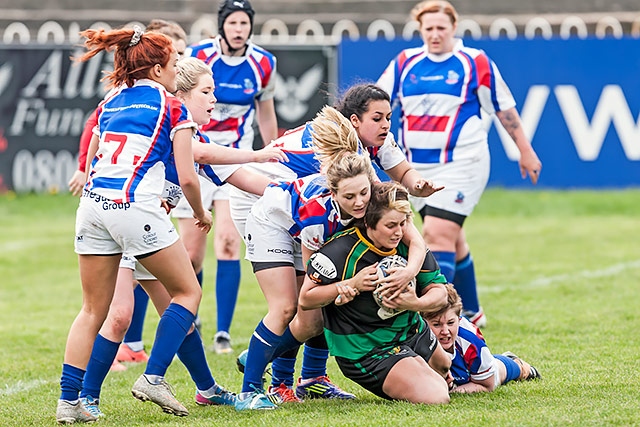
[215, 233, 240, 259]
[110, 304, 134, 333]
[280, 304, 298, 324]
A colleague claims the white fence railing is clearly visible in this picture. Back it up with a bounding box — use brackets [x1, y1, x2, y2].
[3, 14, 640, 45]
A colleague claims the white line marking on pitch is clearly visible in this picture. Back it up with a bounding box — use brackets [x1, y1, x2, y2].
[0, 379, 51, 396]
[482, 260, 640, 294]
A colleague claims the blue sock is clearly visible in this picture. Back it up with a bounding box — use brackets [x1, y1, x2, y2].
[177, 330, 215, 391]
[494, 354, 520, 384]
[196, 269, 203, 287]
[300, 334, 329, 379]
[432, 251, 456, 283]
[271, 355, 297, 388]
[60, 364, 85, 401]
[80, 334, 120, 400]
[454, 253, 481, 313]
[216, 260, 241, 333]
[145, 303, 195, 377]
[274, 326, 303, 359]
[242, 320, 281, 393]
[123, 284, 149, 344]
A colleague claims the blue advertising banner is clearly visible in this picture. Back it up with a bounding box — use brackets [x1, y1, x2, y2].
[339, 38, 640, 189]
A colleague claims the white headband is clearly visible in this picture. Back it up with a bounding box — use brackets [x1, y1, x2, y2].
[129, 25, 143, 47]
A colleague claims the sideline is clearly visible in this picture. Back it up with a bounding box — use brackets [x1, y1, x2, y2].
[482, 259, 640, 294]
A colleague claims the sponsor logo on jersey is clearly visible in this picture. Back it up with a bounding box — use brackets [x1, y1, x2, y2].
[445, 70, 460, 85]
[309, 252, 337, 279]
[243, 78, 255, 95]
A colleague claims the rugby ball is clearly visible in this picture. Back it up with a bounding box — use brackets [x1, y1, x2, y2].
[372, 255, 415, 319]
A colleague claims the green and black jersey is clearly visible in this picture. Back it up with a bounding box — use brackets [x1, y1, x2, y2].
[306, 226, 447, 361]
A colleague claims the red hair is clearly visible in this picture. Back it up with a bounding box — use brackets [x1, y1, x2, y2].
[75, 27, 175, 89]
[411, 0, 458, 26]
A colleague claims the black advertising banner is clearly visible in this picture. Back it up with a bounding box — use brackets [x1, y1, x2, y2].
[0, 44, 336, 193]
[0, 45, 111, 193]
[257, 44, 335, 147]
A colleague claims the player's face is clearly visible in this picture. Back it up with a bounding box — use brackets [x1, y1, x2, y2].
[332, 174, 371, 220]
[419, 12, 457, 54]
[351, 100, 392, 148]
[223, 11, 252, 51]
[181, 74, 217, 126]
[426, 309, 460, 352]
[366, 209, 407, 251]
[156, 49, 180, 93]
[172, 38, 187, 57]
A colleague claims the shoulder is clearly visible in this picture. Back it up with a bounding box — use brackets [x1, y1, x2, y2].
[186, 38, 219, 62]
[458, 45, 490, 62]
[249, 42, 276, 60]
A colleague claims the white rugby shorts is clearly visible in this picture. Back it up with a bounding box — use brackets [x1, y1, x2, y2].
[75, 192, 179, 257]
[119, 254, 156, 281]
[228, 185, 260, 238]
[410, 144, 490, 217]
[244, 212, 303, 271]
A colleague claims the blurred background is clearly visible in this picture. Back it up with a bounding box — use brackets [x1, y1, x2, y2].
[0, 0, 639, 193]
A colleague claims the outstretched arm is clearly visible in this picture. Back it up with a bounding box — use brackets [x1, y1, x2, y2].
[386, 160, 444, 198]
[496, 107, 542, 184]
[192, 141, 287, 165]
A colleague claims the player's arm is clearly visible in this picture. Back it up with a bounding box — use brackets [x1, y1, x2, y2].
[299, 253, 376, 310]
[192, 141, 286, 164]
[255, 98, 278, 147]
[451, 375, 496, 393]
[84, 133, 100, 183]
[376, 221, 426, 300]
[383, 281, 447, 313]
[385, 160, 444, 198]
[69, 110, 98, 195]
[225, 167, 272, 196]
[174, 128, 212, 232]
[495, 107, 542, 184]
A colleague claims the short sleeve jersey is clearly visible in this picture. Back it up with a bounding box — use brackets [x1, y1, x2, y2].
[450, 316, 497, 385]
[306, 227, 447, 360]
[244, 122, 408, 182]
[250, 173, 354, 251]
[185, 36, 277, 150]
[88, 79, 196, 203]
[377, 39, 516, 164]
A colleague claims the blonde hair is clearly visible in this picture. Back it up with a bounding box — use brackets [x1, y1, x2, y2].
[175, 57, 212, 93]
[311, 106, 360, 168]
[324, 152, 376, 194]
[411, 0, 458, 25]
[421, 283, 462, 319]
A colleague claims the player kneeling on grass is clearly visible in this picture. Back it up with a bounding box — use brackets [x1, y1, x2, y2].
[299, 181, 451, 404]
[422, 284, 541, 393]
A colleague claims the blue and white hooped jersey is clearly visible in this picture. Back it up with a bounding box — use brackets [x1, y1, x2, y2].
[163, 130, 241, 208]
[252, 173, 354, 251]
[186, 36, 276, 150]
[449, 317, 497, 386]
[245, 122, 406, 182]
[87, 79, 196, 204]
[377, 39, 516, 165]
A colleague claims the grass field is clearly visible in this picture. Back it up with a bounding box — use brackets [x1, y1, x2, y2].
[1, 189, 639, 426]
